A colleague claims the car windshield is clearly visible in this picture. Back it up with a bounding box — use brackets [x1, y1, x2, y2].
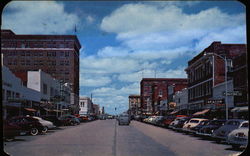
[209, 120, 225, 126]
[189, 120, 199, 123]
[226, 121, 240, 126]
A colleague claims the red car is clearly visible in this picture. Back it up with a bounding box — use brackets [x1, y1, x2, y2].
[7, 116, 46, 136]
[3, 120, 22, 141]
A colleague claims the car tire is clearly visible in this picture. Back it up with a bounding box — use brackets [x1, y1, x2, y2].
[30, 127, 39, 136]
[232, 144, 240, 149]
[41, 126, 48, 134]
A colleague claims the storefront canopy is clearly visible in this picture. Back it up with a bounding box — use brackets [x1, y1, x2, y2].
[193, 109, 210, 116]
[170, 110, 179, 115]
[231, 106, 248, 112]
[24, 108, 37, 112]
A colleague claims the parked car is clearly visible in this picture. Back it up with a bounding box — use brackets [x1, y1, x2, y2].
[212, 119, 247, 143]
[191, 120, 210, 134]
[170, 117, 192, 131]
[8, 116, 46, 136]
[154, 116, 166, 126]
[32, 116, 56, 132]
[118, 113, 130, 125]
[41, 115, 62, 127]
[59, 115, 80, 126]
[162, 116, 177, 128]
[196, 119, 226, 137]
[99, 115, 106, 120]
[182, 118, 209, 133]
[227, 121, 249, 148]
[3, 120, 22, 141]
[169, 116, 189, 129]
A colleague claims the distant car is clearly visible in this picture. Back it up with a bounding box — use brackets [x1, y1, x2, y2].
[169, 116, 189, 129]
[59, 115, 80, 126]
[3, 120, 22, 141]
[8, 116, 46, 136]
[212, 119, 247, 143]
[162, 116, 176, 128]
[227, 121, 249, 148]
[196, 119, 226, 137]
[118, 114, 130, 125]
[99, 115, 106, 120]
[191, 120, 210, 134]
[41, 115, 62, 127]
[32, 116, 56, 132]
[172, 117, 192, 131]
[182, 118, 209, 133]
[107, 115, 114, 119]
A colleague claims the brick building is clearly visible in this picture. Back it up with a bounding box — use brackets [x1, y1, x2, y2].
[185, 41, 246, 117]
[140, 78, 187, 114]
[128, 95, 141, 116]
[1, 29, 81, 113]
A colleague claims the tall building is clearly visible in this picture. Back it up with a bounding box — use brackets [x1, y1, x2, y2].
[1, 29, 81, 112]
[185, 41, 246, 117]
[140, 78, 187, 114]
[79, 97, 93, 116]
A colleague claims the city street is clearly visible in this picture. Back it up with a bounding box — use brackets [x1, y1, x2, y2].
[4, 120, 243, 156]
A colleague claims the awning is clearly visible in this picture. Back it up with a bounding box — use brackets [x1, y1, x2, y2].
[52, 109, 63, 112]
[24, 108, 37, 112]
[231, 106, 248, 112]
[193, 109, 210, 116]
[43, 108, 53, 112]
[170, 110, 179, 115]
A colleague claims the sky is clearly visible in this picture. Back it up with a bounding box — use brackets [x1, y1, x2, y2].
[2, 0, 246, 115]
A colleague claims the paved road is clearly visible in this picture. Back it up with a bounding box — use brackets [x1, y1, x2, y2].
[4, 120, 244, 156]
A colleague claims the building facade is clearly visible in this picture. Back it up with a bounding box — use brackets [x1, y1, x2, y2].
[1, 29, 81, 110]
[128, 95, 141, 116]
[2, 65, 41, 119]
[173, 88, 188, 113]
[79, 97, 93, 116]
[185, 41, 246, 116]
[140, 78, 188, 114]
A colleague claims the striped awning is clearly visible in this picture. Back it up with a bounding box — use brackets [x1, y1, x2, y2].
[193, 109, 210, 116]
[231, 106, 248, 112]
[170, 110, 179, 115]
[24, 108, 37, 112]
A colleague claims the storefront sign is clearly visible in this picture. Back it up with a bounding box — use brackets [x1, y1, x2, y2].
[206, 99, 224, 104]
[222, 91, 242, 96]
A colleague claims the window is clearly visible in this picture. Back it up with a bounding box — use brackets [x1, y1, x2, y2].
[43, 83, 47, 94]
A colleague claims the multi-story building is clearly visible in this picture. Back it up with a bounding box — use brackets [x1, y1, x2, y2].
[2, 64, 41, 119]
[92, 104, 100, 116]
[1, 29, 81, 113]
[140, 78, 187, 114]
[128, 95, 141, 116]
[167, 82, 188, 111]
[228, 53, 248, 119]
[79, 97, 93, 116]
[185, 41, 246, 117]
[173, 88, 188, 113]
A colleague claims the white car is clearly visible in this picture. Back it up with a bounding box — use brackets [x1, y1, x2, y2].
[227, 121, 249, 149]
[32, 116, 56, 132]
[182, 118, 209, 133]
[118, 114, 130, 125]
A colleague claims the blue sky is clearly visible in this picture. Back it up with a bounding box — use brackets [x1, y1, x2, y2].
[2, 1, 246, 115]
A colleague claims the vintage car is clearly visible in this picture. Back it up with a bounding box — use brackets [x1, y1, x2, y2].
[41, 115, 62, 127]
[118, 113, 130, 125]
[212, 119, 247, 143]
[227, 121, 249, 148]
[196, 119, 226, 137]
[169, 116, 189, 129]
[3, 120, 22, 141]
[182, 118, 209, 133]
[59, 115, 80, 126]
[32, 116, 56, 132]
[8, 116, 46, 136]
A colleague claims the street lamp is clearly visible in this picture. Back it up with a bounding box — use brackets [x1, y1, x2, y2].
[204, 52, 228, 120]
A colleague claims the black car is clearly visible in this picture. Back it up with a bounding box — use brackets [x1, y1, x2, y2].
[8, 116, 46, 136]
[41, 115, 62, 127]
[59, 115, 80, 126]
[196, 119, 226, 137]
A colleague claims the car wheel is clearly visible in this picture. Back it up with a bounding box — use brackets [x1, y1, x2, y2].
[42, 126, 48, 134]
[30, 128, 39, 136]
[232, 144, 240, 149]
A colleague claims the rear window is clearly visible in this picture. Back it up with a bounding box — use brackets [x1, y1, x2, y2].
[189, 120, 199, 123]
[241, 123, 249, 128]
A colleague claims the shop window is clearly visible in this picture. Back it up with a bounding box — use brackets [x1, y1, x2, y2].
[43, 83, 47, 94]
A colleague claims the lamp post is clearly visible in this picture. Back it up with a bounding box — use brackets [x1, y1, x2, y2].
[204, 52, 228, 120]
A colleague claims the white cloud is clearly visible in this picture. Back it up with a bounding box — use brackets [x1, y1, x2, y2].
[2, 1, 79, 34]
[80, 75, 111, 87]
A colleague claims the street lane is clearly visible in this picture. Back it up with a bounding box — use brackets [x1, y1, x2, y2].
[4, 120, 243, 156]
